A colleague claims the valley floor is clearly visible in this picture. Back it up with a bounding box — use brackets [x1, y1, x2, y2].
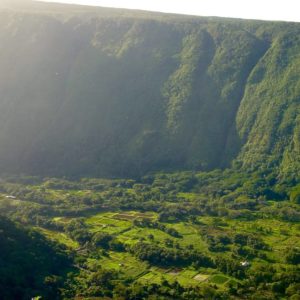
[0, 170, 299, 299]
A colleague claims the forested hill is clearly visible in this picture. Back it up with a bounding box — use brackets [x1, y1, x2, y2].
[0, 1, 299, 178]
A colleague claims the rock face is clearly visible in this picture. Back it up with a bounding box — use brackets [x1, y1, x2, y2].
[0, 2, 299, 178]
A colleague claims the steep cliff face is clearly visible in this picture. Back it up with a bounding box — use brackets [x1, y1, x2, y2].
[236, 30, 300, 179]
[0, 2, 299, 177]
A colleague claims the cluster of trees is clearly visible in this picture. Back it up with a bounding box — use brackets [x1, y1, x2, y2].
[0, 217, 71, 300]
[133, 218, 182, 238]
[1, 168, 299, 228]
[64, 220, 126, 252]
[237, 264, 300, 299]
[64, 267, 227, 299]
[204, 230, 269, 254]
[130, 242, 214, 268]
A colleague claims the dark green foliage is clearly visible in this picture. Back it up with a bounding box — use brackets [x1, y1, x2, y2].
[92, 232, 113, 249]
[215, 256, 245, 278]
[134, 218, 182, 237]
[0, 218, 71, 300]
[64, 219, 91, 245]
[0, 3, 299, 178]
[130, 242, 214, 268]
[0, 2, 299, 299]
[290, 185, 300, 204]
[0, 168, 299, 299]
[286, 248, 300, 265]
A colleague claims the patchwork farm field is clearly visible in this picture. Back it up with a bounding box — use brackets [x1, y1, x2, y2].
[0, 172, 299, 299]
[30, 209, 299, 292]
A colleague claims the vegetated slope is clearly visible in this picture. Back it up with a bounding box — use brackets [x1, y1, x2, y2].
[0, 2, 299, 178]
[0, 217, 71, 300]
[236, 29, 300, 180]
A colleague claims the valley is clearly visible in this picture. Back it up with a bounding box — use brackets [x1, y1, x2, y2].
[0, 170, 299, 298]
[0, 1, 299, 299]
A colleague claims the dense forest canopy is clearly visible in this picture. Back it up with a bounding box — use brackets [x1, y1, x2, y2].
[0, 1, 299, 178]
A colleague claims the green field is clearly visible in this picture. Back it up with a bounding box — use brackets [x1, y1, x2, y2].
[27, 209, 298, 293]
[37, 227, 80, 249]
[0, 170, 299, 299]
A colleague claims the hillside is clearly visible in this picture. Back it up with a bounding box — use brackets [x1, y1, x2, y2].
[0, 217, 71, 299]
[0, 1, 299, 178]
[0, 4, 299, 298]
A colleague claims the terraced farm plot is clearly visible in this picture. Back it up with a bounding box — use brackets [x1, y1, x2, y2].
[85, 213, 132, 234]
[35, 209, 300, 295]
[113, 213, 137, 220]
[85, 211, 160, 238]
[168, 223, 208, 251]
[223, 218, 300, 262]
[138, 271, 162, 285]
[36, 227, 79, 249]
[113, 211, 156, 221]
[117, 227, 171, 246]
[174, 270, 207, 287]
[209, 274, 230, 285]
[138, 267, 208, 287]
[90, 251, 149, 278]
[194, 273, 209, 282]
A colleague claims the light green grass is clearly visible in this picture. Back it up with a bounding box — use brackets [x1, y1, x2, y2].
[193, 273, 210, 282]
[118, 227, 171, 246]
[90, 251, 149, 278]
[210, 274, 230, 285]
[85, 212, 132, 234]
[138, 267, 208, 287]
[169, 223, 208, 251]
[177, 192, 199, 200]
[37, 227, 79, 249]
[224, 217, 300, 262]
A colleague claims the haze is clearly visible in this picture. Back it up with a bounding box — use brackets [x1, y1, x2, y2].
[39, 0, 300, 22]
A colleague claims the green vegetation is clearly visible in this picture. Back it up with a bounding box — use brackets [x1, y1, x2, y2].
[0, 1, 298, 178]
[0, 217, 71, 300]
[0, 1, 299, 299]
[0, 169, 299, 299]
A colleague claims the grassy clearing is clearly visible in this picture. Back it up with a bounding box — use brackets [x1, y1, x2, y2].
[85, 212, 132, 234]
[118, 227, 171, 245]
[177, 192, 199, 200]
[113, 211, 156, 221]
[36, 227, 79, 249]
[82, 211, 212, 253]
[209, 274, 230, 285]
[194, 273, 209, 282]
[138, 267, 209, 287]
[34, 209, 300, 292]
[169, 222, 208, 251]
[31, 211, 250, 290]
[89, 251, 149, 278]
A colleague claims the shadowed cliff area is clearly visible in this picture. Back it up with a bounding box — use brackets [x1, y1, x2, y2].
[0, 1, 299, 178]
